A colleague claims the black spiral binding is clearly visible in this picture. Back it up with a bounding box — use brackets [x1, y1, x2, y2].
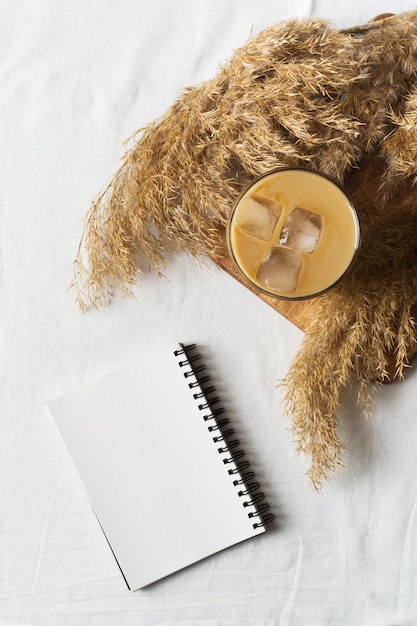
[174, 343, 274, 530]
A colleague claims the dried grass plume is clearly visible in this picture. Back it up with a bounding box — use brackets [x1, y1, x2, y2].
[74, 11, 417, 487]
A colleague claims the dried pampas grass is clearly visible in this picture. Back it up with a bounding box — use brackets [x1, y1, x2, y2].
[74, 11, 417, 486]
[283, 158, 417, 487]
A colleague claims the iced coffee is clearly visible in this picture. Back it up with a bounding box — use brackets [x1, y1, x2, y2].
[227, 168, 360, 299]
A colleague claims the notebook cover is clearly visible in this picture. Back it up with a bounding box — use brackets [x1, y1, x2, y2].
[47, 343, 268, 590]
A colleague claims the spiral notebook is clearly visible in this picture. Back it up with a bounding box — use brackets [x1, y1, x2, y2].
[47, 343, 273, 590]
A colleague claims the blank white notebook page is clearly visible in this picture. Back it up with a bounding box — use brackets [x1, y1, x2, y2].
[47, 343, 266, 590]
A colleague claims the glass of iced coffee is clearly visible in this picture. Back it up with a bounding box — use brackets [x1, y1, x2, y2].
[226, 168, 360, 300]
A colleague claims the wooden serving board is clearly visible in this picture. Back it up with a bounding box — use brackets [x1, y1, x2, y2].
[209, 227, 417, 383]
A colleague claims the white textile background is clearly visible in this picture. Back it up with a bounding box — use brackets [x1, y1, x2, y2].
[1, 1, 417, 624]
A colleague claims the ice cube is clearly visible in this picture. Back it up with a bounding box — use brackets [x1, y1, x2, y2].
[256, 247, 301, 293]
[279, 207, 323, 253]
[235, 193, 283, 241]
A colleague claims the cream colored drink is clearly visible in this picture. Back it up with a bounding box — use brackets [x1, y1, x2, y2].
[227, 168, 360, 299]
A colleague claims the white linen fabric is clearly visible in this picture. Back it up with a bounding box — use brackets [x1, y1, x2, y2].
[1, 1, 416, 624]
